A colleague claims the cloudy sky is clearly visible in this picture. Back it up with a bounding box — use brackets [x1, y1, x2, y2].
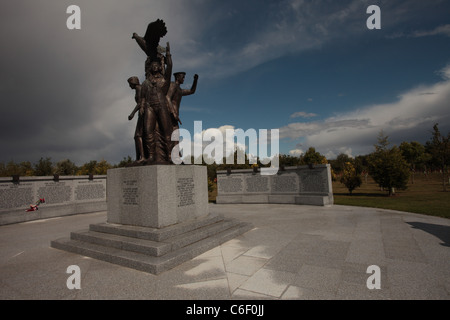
[1, 0, 449, 165]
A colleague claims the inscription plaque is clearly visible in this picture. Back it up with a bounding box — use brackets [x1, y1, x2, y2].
[272, 173, 299, 193]
[37, 181, 72, 204]
[75, 180, 106, 201]
[245, 175, 269, 193]
[122, 180, 139, 205]
[217, 175, 243, 194]
[177, 177, 195, 207]
[299, 170, 327, 193]
[0, 183, 33, 209]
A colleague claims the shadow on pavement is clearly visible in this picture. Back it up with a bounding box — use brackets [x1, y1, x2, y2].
[407, 222, 450, 247]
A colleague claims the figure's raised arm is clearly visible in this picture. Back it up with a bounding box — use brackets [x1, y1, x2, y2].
[182, 74, 198, 96]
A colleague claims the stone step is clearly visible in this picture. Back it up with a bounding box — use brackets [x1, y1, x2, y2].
[70, 218, 241, 257]
[70, 230, 171, 257]
[51, 221, 253, 274]
[90, 213, 223, 242]
[167, 218, 241, 251]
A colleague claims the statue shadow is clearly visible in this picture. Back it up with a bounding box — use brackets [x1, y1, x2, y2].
[407, 222, 450, 247]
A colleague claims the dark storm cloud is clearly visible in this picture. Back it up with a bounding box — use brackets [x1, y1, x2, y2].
[0, 0, 238, 165]
[1, 0, 449, 165]
[0, 1, 173, 164]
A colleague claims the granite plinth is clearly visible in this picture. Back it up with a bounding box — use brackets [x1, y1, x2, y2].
[51, 213, 253, 274]
[107, 165, 208, 229]
[51, 165, 253, 274]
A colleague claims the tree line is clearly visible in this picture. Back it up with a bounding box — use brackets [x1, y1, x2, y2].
[2, 124, 448, 195]
[205, 123, 449, 195]
[0, 156, 134, 177]
[328, 123, 449, 195]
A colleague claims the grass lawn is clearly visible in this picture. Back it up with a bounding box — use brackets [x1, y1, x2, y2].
[209, 172, 450, 219]
[333, 172, 450, 219]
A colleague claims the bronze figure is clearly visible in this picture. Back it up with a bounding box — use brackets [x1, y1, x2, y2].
[128, 19, 199, 165]
[127, 76, 145, 163]
[140, 43, 173, 165]
[166, 72, 199, 160]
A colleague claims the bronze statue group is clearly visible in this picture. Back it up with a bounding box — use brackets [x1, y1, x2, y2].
[128, 19, 198, 165]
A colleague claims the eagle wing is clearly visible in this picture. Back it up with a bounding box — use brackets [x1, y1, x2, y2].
[143, 19, 168, 61]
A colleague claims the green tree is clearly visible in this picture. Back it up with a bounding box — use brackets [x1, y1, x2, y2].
[375, 130, 389, 151]
[279, 154, 302, 167]
[1, 161, 35, 177]
[425, 123, 450, 191]
[339, 162, 362, 195]
[0, 163, 5, 177]
[299, 147, 328, 166]
[19, 161, 34, 176]
[116, 156, 134, 168]
[368, 132, 410, 196]
[2, 161, 22, 176]
[214, 149, 253, 177]
[399, 141, 427, 184]
[95, 160, 113, 175]
[354, 155, 370, 183]
[55, 159, 78, 176]
[330, 153, 352, 174]
[34, 157, 54, 176]
[77, 160, 98, 175]
[206, 162, 219, 182]
[207, 178, 214, 193]
[78, 160, 113, 175]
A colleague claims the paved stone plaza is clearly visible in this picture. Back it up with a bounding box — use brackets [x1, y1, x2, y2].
[0, 203, 449, 300]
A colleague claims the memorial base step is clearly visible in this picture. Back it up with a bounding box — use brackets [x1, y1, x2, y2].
[51, 213, 253, 275]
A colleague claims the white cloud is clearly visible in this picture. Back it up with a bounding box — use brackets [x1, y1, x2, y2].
[388, 24, 450, 40]
[413, 24, 450, 38]
[325, 151, 336, 160]
[279, 65, 450, 158]
[280, 119, 371, 140]
[290, 112, 318, 119]
[178, 124, 281, 165]
[181, 124, 248, 161]
[437, 64, 450, 80]
[289, 149, 304, 156]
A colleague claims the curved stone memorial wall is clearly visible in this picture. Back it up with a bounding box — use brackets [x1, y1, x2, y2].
[0, 175, 107, 225]
[216, 164, 333, 206]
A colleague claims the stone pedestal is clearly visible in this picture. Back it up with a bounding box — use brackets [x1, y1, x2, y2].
[51, 165, 253, 275]
[107, 165, 208, 228]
